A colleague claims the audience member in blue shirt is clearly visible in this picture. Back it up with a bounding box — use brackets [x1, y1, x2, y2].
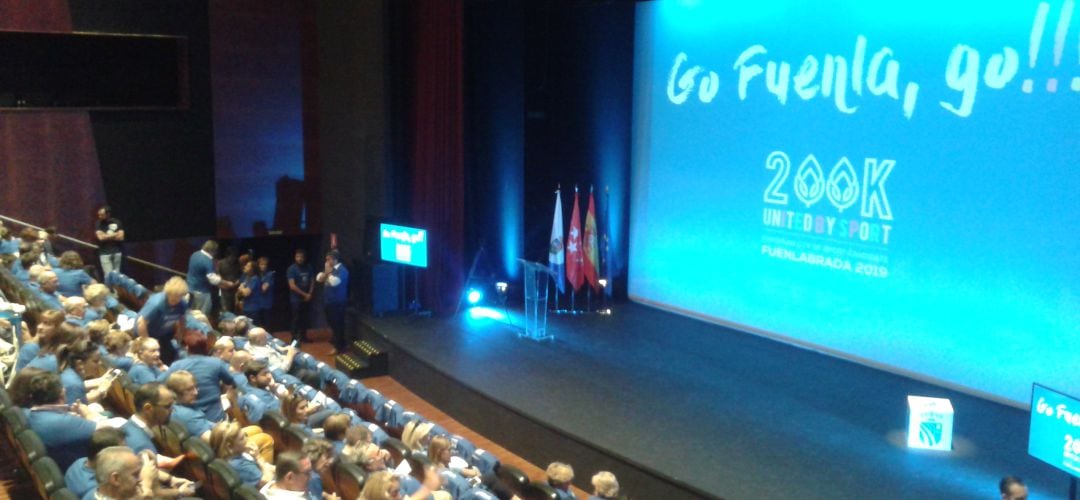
[57, 339, 110, 406]
[303, 438, 335, 500]
[35, 270, 64, 310]
[242, 360, 283, 411]
[15, 368, 99, 472]
[164, 370, 213, 440]
[211, 421, 270, 488]
[64, 427, 127, 499]
[286, 249, 315, 343]
[128, 337, 168, 385]
[316, 250, 349, 352]
[165, 332, 235, 422]
[136, 277, 189, 364]
[15, 309, 64, 372]
[186, 240, 222, 316]
[123, 382, 176, 455]
[55, 251, 97, 297]
[102, 330, 134, 372]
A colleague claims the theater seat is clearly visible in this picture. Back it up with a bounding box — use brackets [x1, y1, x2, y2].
[494, 463, 529, 497]
[280, 424, 308, 454]
[2, 406, 28, 446]
[15, 428, 48, 464]
[469, 448, 500, 476]
[232, 483, 265, 500]
[105, 376, 136, 417]
[206, 459, 242, 500]
[382, 437, 409, 466]
[154, 421, 190, 458]
[332, 460, 367, 500]
[48, 487, 79, 500]
[31, 456, 65, 497]
[521, 481, 560, 500]
[179, 436, 214, 486]
[0, 386, 13, 411]
[259, 410, 289, 455]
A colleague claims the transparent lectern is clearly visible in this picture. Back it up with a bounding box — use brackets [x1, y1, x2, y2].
[518, 259, 555, 340]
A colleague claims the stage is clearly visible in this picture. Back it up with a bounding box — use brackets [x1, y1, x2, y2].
[356, 302, 1067, 499]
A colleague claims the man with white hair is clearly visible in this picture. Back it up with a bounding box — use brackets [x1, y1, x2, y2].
[245, 327, 298, 373]
[89, 446, 150, 500]
[36, 270, 64, 310]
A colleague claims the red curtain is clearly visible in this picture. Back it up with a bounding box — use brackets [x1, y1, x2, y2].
[408, 0, 466, 313]
[0, 1, 106, 242]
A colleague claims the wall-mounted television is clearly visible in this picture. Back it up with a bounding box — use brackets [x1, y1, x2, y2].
[379, 223, 428, 268]
[1029, 384, 1080, 477]
[0, 30, 187, 110]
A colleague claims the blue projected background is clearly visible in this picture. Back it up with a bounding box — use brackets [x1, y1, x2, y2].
[380, 224, 429, 268]
[629, 0, 1080, 405]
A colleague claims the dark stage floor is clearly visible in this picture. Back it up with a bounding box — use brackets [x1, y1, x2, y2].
[362, 302, 1068, 499]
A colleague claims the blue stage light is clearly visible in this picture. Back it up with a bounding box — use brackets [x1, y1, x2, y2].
[467, 306, 506, 321]
[467, 288, 483, 305]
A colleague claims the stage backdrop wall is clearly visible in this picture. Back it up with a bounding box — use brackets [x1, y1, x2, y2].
[630, 0, 1079, 406]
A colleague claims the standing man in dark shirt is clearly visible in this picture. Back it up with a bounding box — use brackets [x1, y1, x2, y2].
[95, 206, 124, 277]
[286, 249, 314, 343]
[315, 250, 349, 354]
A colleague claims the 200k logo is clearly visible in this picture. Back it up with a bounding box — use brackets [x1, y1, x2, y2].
[764, 151, 894, 221]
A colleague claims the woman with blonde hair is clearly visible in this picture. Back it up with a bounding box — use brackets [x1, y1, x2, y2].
[82, 283, 113, 322]
[210, 421, 274, 488]
[589, 471, 619, 500]
[359, 471, 401, 500]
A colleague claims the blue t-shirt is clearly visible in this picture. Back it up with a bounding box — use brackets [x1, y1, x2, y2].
[128, 363, 164, 386]
[61, 367, 88, 405]
[287, 264, 313, 304]
[137, 292, 188, 342]
[0, 238, 18, 255]
[229, 455, 263, 487]
[27, 408, 96, 472]
[11, 261, 29, 282]
[186, 251, 215, 294]
[36, 289, 63, 311]
[246, 271, 274, 311]
[16, 343, 41, 372]
[308, 471, 324, 499]
[121, 420, 158, 454]
[323, 264, 349, 305]
[171, 404, 213, 438]
[26, 353, 59, 373]
[54, 268, 94, 298]
[241, 274, 263, 313]
[166, 355, 234, 422]
[64, 457, 97, 499]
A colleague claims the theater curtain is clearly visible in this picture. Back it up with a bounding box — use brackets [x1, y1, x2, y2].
[0, 1, 106, 241]
[408, 0, 466, 313]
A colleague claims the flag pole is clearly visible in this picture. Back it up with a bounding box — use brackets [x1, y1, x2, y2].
[553, 184, 561, 313]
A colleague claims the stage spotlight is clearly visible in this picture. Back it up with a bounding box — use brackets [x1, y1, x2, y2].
[467, 288, 483, 305]
[495, 281, 508, 295]
[598, 278, 608, 288]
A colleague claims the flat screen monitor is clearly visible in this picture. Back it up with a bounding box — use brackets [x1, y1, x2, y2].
[379, 223, 428, 268]
[1029, 384, 1080, 477]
